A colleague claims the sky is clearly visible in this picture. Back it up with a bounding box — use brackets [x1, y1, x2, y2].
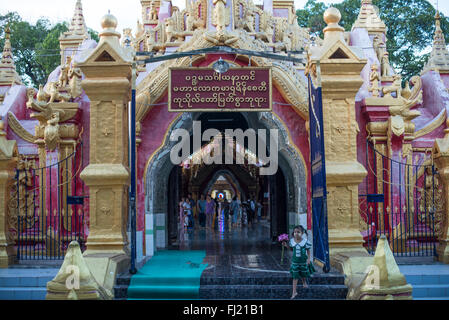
[0, 0, 448, 34]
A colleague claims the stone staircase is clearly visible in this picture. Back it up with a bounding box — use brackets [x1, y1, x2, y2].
[114, 273, 131, 300]
[401, 265, 449, 300]
[399, 264, 449, 300]
[0, 267, 59, 300]
[114, 271, 347, 300]
[199, 272, 347, 300]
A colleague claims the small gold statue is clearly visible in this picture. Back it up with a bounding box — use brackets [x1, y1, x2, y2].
[381, 52, 390, 77]
[213, 0, 228, 32]
[44, 112, 60, 151]
[382, 74, 402, 98]
[148, 0, 158, 21]
[368, 64, 381, 97]
[58, 57, 71, 88]
[165, 17, 175, 43]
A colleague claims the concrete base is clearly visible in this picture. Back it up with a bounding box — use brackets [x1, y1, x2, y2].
[437, 240, 449, 264]
[0, 247, 16, 268]
[329, 229, 368, 260]
[83, 252, 130, 299]
[331, 238, 413, 300]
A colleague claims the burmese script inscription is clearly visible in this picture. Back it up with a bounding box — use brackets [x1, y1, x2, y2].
[169, 67, 272, 112]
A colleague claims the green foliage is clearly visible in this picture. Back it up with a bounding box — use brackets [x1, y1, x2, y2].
[0, 12, 98, 88]
[296, 0, 327, 37]
[296, 0, 449, 81]
[35, 22, 69, 84]
[88, 29, 99, 42]
[0, 14, 50, 87]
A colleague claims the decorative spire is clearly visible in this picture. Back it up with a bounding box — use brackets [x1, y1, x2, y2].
[0, 27, 22, 86]
[59, 0, 90, 65]
[422, 11, 449, 74]
[352, 0, 386, 34]
[1, 27, 13, 65]
[68, 0, 89, 38]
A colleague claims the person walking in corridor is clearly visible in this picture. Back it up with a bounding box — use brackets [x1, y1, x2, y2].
[182, 197, 193, 229]
[230, 196, 240, 228]
[188, 193, 196, 229]
[205, 195, 216, 230]
[222, 195, 230, 228]
[197, 194, 207, 228]
[179, 197, 187, 228]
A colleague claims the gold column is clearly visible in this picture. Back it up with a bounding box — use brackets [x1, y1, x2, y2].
[433, 121, 449, 264]
[0, 119, 18, 267]
[308, 8, 368, 256]
[77, 13, 132, 256]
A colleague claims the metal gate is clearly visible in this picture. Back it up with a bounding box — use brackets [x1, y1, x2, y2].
[360, 140, 439, 256]
[12, 143, 87, 260]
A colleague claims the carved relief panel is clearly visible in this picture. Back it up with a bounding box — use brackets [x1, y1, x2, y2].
[95, 189, 116, 229]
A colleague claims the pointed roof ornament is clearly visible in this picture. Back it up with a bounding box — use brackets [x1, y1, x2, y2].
[60, 0, 89, 41]
[352, 0, 386, 35]
[60, 0, 90, 65]
[0, 26, 22, 86]
[422, 11, 449, 74]
[69, 0, 89, 38]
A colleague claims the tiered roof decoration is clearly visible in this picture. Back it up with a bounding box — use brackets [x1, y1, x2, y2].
[422, 11, 449, 74]
[64, 0, 89, 39]
[352, 0, 386, 35]
[0, 27, 22, 87]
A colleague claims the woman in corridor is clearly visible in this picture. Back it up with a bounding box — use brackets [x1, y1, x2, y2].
[205, 195, 216, 230]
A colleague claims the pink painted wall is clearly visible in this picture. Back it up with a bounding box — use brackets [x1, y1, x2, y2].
[136, 54, 312, 241]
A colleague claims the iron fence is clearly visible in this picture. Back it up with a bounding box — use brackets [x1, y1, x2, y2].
[14, 143, 87, 260]
[360, 140, 438, 257]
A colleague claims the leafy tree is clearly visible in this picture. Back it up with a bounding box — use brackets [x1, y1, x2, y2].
[35, 22, 69, 83]
[0, 15, 50, 87]
[0, 13, 99, 88]
[296, 0, 449, 81]
[88, 29, 99, 42]
[296, 0, 328, 37]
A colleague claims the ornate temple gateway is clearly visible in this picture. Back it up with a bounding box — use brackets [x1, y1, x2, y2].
[1, 0, 449, 299]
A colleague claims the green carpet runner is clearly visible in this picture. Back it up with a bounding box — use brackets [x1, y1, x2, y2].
[127, 250, 208, 300]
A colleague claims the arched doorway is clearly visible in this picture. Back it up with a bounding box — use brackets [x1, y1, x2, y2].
[145, 111, 308, 253]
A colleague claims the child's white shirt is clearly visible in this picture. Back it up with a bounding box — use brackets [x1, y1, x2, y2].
[290, 237, 308, 258]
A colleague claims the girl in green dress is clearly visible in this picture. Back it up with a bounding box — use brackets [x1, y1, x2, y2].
[282, 225, 315, 299]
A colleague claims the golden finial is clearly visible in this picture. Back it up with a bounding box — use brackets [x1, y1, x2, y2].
[101, 12, 118, 30]
[323, 6, 344, 41]
[324, 7, 342, 26]
[99, 11, 120, 40]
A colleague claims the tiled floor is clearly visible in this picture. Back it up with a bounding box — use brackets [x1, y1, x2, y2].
[169, 218, 333, 276]
[160, 218, 347, 299]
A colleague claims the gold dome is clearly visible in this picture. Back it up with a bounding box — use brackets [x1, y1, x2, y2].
[324, 7, 341, 26]
[101, 13, 118, 30]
